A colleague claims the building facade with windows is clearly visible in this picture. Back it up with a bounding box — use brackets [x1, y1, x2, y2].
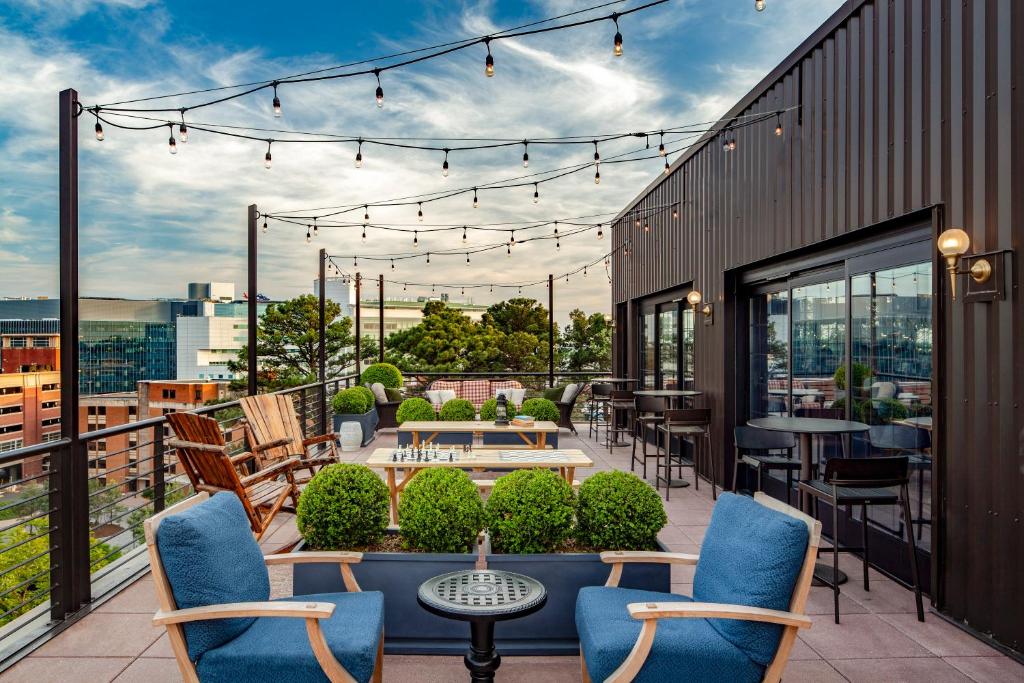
[0, 371, 61, 483]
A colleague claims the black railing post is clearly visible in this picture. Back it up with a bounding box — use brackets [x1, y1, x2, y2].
[300, 386, 309, 437]
[378, 274, 385, 362]
[548, 273, 555, 388]
[247, 204, 259, 396]
[355, 273, 362, 377]
[152, 424, 166, 514]
[54, 87, 90, 620]
[318, 249, 327, 436]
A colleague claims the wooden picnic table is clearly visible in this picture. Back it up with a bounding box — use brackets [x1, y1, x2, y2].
[366, 447, 594, 524]
[398, 420, 559, 449]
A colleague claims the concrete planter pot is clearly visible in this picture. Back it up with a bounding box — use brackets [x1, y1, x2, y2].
[333, 408, 378, 447]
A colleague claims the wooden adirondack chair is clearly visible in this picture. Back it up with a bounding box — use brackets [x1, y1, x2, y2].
[239, 394, 339, 480]
[165, 411, 300, 539]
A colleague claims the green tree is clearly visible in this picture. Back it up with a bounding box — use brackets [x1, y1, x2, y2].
[385, 302, 498, 372]
[228, 295, 376, 391]
[559, 309, 611, 372]
[482, 298, 556, 371]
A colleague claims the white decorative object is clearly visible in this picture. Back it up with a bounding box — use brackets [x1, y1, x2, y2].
[561, 383, 579, 403]
[495, 387, 526, 406]
[338, 422, 362, 452]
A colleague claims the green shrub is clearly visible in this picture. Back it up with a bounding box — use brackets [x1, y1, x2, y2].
[353, 385, 376, 410]
[834, 362, 874, 390]
[480, 398, 498, 421]
[331, 386, 372, 414]
[576, 471, 667, 550]
[297, 464, 390, 549]
[398, 468, 483, 552]
[484, 469, 575, 553]
[384, 387, 403, 402]
[862, 397, 910, 424]
[520, 397, 559, 423]
[361, 362, 403, 388]
[396, 397, 435, 424]
[439, 398, 475, 421]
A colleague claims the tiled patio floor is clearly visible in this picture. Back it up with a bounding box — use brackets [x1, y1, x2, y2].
[4, 427, 1021, 682]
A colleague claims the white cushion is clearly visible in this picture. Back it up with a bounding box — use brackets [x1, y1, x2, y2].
[369, 383, 388, 404]
[425, 389, 443, 406]
[494, 387, 526, 405]
[561, 383, 579, 404]
[439, 389, 457, 404]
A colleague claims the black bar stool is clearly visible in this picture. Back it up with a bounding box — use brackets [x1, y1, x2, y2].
[868, 424, 931, 540]
[731, 426, 799, 506]
[798, 455, 924, 624]
[655, 408, 717, 501]
[631, 395, 667, 478]
[605, 390, 635, 452]
[588, 382, 614, 441]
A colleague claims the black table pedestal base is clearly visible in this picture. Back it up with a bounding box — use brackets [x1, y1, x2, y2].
[465, 620, 500, 682]
[812, 562, 849, 586]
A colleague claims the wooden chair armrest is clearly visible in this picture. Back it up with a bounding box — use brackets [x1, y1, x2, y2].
[264, 551, 363, 565]
[240, 457, 300, 485]
[302, 434, 337, 447]
[153, 600, 335, 626]
[229, 452, 256, 465]
[251, 436, 294, 453]
[627, 601, 813, 628]
[167, 439, 227, 454]
[601, 550, 700, 587]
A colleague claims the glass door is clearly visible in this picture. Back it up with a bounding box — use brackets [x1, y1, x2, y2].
[657, 304, 679, 389]
[748, 288, 789, 417]
[791, 277, 847, 417]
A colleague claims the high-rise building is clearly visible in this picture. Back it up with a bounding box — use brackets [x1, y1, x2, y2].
[356, 298, 488, 340]
[175, 301, 268, 381]
[312, 277, 354, 318]
[0, 370, 62, 483]
[186, 282, 235, 302]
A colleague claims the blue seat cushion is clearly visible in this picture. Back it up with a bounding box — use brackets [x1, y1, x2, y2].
[576, 586, 763, 683]
[693, 493, 808, 666]
[156, 493, 271, 662]
[196, 591, 384, 683]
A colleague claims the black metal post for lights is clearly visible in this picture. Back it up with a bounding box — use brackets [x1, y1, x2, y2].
[247, 204, 259, 396]
[318, 249, 327, 436]
[548, 273, 555, 388]
[355, 273, 362, 376]
[56, 87, 91, 620]
[378, 274, 385, 362]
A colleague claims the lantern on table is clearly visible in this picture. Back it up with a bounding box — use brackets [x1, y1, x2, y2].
[495, 393, 510, 426]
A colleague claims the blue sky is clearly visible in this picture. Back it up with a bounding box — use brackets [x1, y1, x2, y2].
[0, 0, 843, 321]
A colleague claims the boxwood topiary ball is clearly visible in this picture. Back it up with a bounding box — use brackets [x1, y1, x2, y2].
[479, 398, 498, 421]
[352, 385, 375, 411]
[439, 398, 475, 421]
[331, 386, 371, 415]
[297, 463, 390, 549]
[398, 468, 483, 553]
[520, 397, 559, 423]
[396, 397, 435, 425]
[484, 469, 575, 554]
[575, 470, 667, 550]
[360, 362, 404, 389]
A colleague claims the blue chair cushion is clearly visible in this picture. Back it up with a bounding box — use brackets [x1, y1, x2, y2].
[196, 591, 385, 683]
[156, 493, 271, 662]
[693, 492, 808, 666]
[576, 586, 763, 683]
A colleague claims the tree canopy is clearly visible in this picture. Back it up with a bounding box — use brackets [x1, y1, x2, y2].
[559, 309, 612, 372]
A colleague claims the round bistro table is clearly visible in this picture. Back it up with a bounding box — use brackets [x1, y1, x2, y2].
[634, 389, 703, 408]
[747, 416, 870, 586]
[417, 570, 547, 682]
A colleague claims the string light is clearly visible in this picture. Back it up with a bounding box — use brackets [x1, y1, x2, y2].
[462, 226, 468, 242]
[522, 141, 529, 168]
[755, 0, 766, 11]
[612, 13, 623, 56]
[472, 188, 479, 209]
[355, 139, 363, 168]
[597, 224, 604, 240]
[178, 111, 188, 143]
[262, 218, 268, 233]
[593, 140, 600, 162]
[264, 141, 272, 168]
[167, 124, 177, 155]
[362, 226, 367, 241]
[663, 156, 671, 174]
[313, 218, 319, 238]
[729, 137, 737, 151]
[507, 243, 512, 257]
[417, 202, 423, 221]
[271, 83, 281, 117]
[643, 220, 650, 233]
[374, 69, 384, 108]
[510, 230, 516, 245]
[305, 226, 311, 243]
[657, 131, 665, 156]
[353, 256, 358, 267]
[441, 148, 450, 177]
[413, 230, 419, 247]
[774, 114, 783, 136]
[94, 110, 104, 141]
[484, 38, 495, 77]
[466, 253, 470, 265]
[672, 205, 679, 219]
[391, 259, 395, 270]
[363, 205, 370, 223]
[583, 266, 588, 278]
[426, 252, 431, 264]
[533, 183, 540, 203]
[635, 217, 641, 228]
[594, 165, 601, 184]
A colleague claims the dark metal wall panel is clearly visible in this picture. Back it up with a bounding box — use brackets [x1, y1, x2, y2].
[610, 0, 1023, 654]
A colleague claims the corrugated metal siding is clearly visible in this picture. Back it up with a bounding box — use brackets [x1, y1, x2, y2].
[611, 0, 1023, 653]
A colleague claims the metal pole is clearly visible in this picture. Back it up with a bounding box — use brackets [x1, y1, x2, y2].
[318, 249, 327, 436]
[355, 273, 362, 377]
[548, 274, 555, 388]
[247, 204, 258, 396]
[378, 274, 385, 362]
[56, 87, 89, 618]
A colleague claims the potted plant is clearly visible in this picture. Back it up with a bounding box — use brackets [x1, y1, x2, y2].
[482, 396, 560, 447]
[331, 385, 378, 446]
[360, 362, 404, 389]
[485, 469, 670, 655]
[395, 397, 443, 446]
[438, 397, 475, 421]
[292, 465, 484, 654]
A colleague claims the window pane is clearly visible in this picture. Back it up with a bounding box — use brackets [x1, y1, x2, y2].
[749, 290, 789, 418]
[682, 308, 695, 389]
[640, 312, 655, 389]
[791, 280, 846, 415]
[658, 306, 678, 389]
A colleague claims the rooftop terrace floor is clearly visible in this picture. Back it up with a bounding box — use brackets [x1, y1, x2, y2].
[4, 427, 1021, 682]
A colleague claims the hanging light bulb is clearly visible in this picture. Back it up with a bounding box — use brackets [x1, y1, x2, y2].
[672, 205, 679, 219]
[566, 273, 569, 283]
[417, 202, 424, 221]
[507, 243, 512, 257]
[312, 219, 319, 238]
[264, 141, 272, 169]
[522, 141, 529, 168]
[403, 283, 407, 292]
[624, 242, 631, 257]
[774, 113, 783, 136]
[612, 14, 623, 56]
[441, 149, 450, 177]
[755, 0, 766, 11]
[472, 188, 478, 209]
[353, 256, 358, 267]
[593, 141, 601, 163]
[583, 266, 588, 278]
[374, 69, 384, 107]
[597, 224, 604, 240]
[262, 219, 268, 234]
[362, 227, 367, 242]
[510, 230, 515, 245]
[355, 140, 363, 168]
[643, 220, 650, 233]
[305, 226, 311, 243]
[594, 165, 601, 184]
[363, 205, 370, 223]
[635, 217, 641, 228]
[490, 285, 494, 293]
[729, 137, 737, 151]
[413, 230, 419, 247]
[484, 38, 494, 77]
[657, 131, 665, 156]
[466, 253, 470, 265]
[461, 287, 465, 295]
[391, 259, 395, 270]
[271, 83, 281, 117]
[93, 110, 104, 141]
[518, 286, 522, 294]
[462, 226, 468, 242]
[533, 183, 540, 203]
[556, 239, 561, 250]
[722, 136, 730, 152]
[178, 112, 188, 143]
[426, 252, 431, 265]
[664, 156, 671, 174]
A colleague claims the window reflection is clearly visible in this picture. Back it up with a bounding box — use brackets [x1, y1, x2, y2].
[749, 290, 789, 417]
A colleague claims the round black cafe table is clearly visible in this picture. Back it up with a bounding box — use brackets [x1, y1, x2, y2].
[417, 570, 547, 682]
[747, 416, 870, 586]
[634, 389, 703, 407]
[602, 377, 640, 384]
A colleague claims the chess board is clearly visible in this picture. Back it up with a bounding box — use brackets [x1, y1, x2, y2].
[498, 450, 572, 462]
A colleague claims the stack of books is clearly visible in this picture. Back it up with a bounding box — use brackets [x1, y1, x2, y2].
[511, 415, 535, 427]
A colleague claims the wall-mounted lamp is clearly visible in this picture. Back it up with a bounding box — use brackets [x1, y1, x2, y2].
[937, 228, 994, 301]
[686, 289, 714, 324]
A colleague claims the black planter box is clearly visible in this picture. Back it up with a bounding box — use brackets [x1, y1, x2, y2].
[292, 538, 671, 655]
[481, 432, 560, 448]
[396, 431, 473, 447]
[333, 408, 378, 447]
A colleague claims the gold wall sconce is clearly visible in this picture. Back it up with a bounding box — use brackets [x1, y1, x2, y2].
[937, 228, 1006, 302]
[686, 290, 714, 324]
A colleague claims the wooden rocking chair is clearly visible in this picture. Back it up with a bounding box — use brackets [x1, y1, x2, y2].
[165, 411, 300, 539]
[240, 394, 340, 480]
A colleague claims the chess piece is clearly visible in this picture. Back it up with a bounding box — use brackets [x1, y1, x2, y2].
[392, 451, 397, 462]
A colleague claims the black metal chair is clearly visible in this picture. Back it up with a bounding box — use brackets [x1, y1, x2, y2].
[731, 426, 799, 506]
[797, 456, 924, 624]
[605, 390, 635, 452]
[588, 382, 614, 440]
[555, 382, 588, 435]
[868, 424, 932, 540]
[655, 408, 717, 501]
[631, 395, 668, 478]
